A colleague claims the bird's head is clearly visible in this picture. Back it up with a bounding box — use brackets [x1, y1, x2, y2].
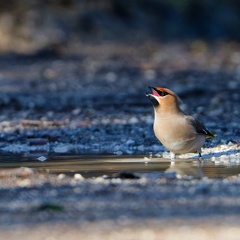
[146, 86, 182, 113]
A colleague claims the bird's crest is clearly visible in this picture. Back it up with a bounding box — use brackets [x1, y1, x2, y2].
[149, 87, 182, 104]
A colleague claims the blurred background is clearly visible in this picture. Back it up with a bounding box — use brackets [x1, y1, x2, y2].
[0, 0, 239, 154]
[1, 0, 240, 53]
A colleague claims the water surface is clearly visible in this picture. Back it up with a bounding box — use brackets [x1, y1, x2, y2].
[0, 153, 240, 179]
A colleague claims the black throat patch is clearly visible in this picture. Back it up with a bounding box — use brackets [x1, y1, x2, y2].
[149, 95, 159, 107]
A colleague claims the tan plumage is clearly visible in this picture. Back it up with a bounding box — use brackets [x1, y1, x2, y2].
[147, 86, 215, 159]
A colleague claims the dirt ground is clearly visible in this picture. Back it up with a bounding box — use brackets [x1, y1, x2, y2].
[1, 218, 240, 240]
[0, 41, 240, 239]
[0, 41, 239, 155]
[1, 170, 240, 240]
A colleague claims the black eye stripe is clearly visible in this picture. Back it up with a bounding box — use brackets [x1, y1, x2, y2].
[158, 91, 169, 97]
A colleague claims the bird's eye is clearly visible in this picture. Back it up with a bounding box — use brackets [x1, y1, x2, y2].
[158, 91, 168, 97]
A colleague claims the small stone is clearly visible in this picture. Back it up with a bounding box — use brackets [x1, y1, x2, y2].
[58, 174, 66, 179]
[228, 81, 238, 90]
[0, 167, 35, 178]
[155, 153, 162, 158]
[126, 139, 135, 145]
[74, 173, 85, 180]
[137, 145, 144, 151]
[114, 151, 123, 155]
[37, 156, 47, 162]
[112, 171, 140, 179]
[18, 179, 31, 187]
[72, 108, 81, 115]
[211, 156, 216, 161]
[106, 72, 117, 82]
[128, 117, 138, 124]
[28, 138, 48, 146]
[54, 145, 69, 153]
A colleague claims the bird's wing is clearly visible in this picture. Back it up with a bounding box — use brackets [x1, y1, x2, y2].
[185, 116, 216, 138]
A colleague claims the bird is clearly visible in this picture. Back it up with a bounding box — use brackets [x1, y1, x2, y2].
[146, 86, 215, 160]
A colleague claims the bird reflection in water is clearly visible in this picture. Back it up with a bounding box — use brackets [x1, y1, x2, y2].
[165, 161, 205, 179]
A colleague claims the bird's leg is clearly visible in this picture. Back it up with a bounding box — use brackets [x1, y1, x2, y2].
[170, 152, 176, 166]
[170, 152, 176, 160]
[198, 150, 203, 162]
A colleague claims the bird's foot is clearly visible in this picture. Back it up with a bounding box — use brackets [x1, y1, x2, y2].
[170, 153, 176, 166]
[170, 152, 176, 160]
[198, 152, 203, 163]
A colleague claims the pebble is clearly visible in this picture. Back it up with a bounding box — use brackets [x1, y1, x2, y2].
[54, 145, 69, 153]
[28, 138, 49, 146]
[111, 172, 140, 179]
[227, 80, 238, 90]
[74, 173, 85, 180]
[0, 167, 35, 178]
[37, 156, 47, 162]
[114, 151, 123, 155]
[58, 174, 66, 179]
[18, 179, 31, 187]
[128, 117, 139, 124]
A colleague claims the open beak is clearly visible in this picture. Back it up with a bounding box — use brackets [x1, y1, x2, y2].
[146, 87, 159, 107]
[148, 86, 160, 96]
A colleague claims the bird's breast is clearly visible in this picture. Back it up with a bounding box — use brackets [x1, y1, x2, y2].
[153, 115, 206, 154]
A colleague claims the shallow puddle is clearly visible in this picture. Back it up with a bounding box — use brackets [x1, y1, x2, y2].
[0, 153, 240, 179]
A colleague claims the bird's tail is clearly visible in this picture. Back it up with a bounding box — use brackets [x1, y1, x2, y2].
[206, 132, 217, 138]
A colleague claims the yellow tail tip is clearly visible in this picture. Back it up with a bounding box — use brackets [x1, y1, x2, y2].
[206, 133, 217, 139]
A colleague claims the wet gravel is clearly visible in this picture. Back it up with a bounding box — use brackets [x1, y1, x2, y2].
[0, 42, 240, 238]
[1, 170, 240, 239]
[0, 42, 239, 157]
[2, 172, 240, 226]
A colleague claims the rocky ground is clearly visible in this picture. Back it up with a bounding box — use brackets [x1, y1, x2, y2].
[1, 168, 240, 240]
[0, 41, 240, 239]
[0, 41, 239, 156]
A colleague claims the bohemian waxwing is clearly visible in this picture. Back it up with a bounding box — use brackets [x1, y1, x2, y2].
[147, 86, 215, 159]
